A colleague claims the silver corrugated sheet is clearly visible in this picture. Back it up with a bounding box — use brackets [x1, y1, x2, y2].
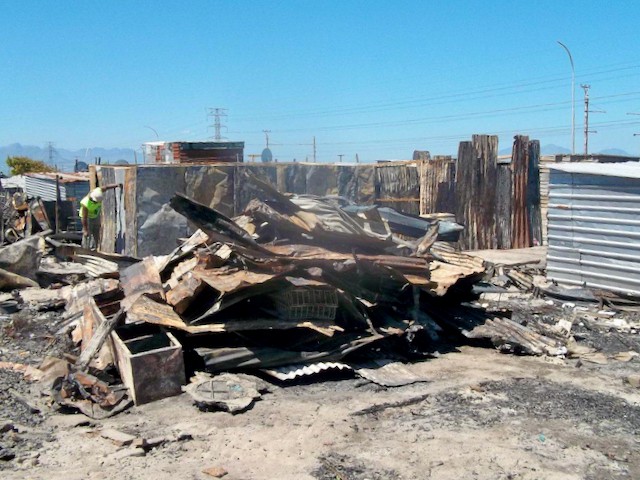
[1, 175, 26, 191]
[261, 362, 351, 380]
[24, 175, 67, 201]
[353, 360, 430, 387]
[547, 163, 640, 295]
[539, 167, 550, 245]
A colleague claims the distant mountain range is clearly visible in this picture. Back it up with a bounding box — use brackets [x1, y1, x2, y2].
[1, 142, 634, 175]
[0, 143, 138, 174]
[498, 144, 631, 156]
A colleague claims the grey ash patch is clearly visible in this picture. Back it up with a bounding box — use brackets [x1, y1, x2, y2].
[429, 378, 640, 435]
[313, 452, 402, 480]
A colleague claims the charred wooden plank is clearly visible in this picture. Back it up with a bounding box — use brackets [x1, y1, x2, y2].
[76, 299, 123, 371]
[166, 272, 205, 314]
[120, 257, 165, 311]
[170, 193, 264, 249]
[127, 294, 340, 335]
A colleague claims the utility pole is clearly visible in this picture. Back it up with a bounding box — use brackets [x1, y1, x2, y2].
[630, 114, 640, 153]
[313, 136, 317, 163]
[338, 154, 344, 163]
[262, 130, 271, 148]
[207, 108, 227, 140]
[581, 85, 604, 158]
[355, 153, 360, 164]
[581, 85, 594, 157]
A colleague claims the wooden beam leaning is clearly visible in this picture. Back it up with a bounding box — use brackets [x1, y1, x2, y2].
[76, 298, 124, 371]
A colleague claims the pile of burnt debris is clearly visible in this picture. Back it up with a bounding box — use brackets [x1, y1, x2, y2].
[0, 176, 628, 418]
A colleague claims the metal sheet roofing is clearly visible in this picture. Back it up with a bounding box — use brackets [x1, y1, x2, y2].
[548, 161, 640, 179]
[25, 172, 90, 183]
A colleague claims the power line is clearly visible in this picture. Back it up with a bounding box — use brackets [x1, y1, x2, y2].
[124, 64, 640, 146]
[231, 64, 640, 121]
[233, 91, 640, 135]
[308, 118, 640, 148]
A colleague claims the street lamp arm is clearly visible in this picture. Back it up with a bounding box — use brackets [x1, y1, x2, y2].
[144, 125, 160, 140]
[557, 41, 574, 71]
[557, 40, 576, 155]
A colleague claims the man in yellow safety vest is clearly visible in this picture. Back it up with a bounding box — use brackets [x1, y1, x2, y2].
[79, 184, 121, 250]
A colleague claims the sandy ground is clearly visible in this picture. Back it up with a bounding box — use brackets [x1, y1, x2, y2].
[1, 295, 640, 480]
[1, 342, 638, 480]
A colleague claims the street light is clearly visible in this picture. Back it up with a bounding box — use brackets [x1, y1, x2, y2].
[557, 41, 575, 155]
[144, 125, 159, 140]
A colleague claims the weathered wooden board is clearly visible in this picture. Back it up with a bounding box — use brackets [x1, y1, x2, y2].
[119, 257, 165, 311]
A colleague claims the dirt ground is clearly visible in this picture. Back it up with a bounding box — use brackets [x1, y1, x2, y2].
[1, 301, 640, 480]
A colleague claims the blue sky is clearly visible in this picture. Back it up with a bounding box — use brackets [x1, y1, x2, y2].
[2, 1, 640, 163]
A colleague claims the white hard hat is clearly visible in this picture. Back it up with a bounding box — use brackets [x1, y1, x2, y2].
[90, 188, 103, 202]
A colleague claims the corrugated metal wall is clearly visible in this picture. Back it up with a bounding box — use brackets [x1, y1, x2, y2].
[547, 169, 640, 295]
[375, 162, 421, 215]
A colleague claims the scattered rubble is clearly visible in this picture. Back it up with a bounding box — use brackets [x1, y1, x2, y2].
[0, 178, 637, 479]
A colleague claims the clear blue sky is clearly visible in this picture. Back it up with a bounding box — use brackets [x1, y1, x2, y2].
[2, 0, 640, 162]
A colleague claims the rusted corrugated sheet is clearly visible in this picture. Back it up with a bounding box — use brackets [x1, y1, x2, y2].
[496, 163, 512, 249]
[455, 135, 499, 250]
[356, 165, 376, 204]
[510, 136, 542, 249]
[375, 162, 421, 215]
[511, 135, 530, 248]
[527, 140, 542, 246]
[420, 156, 455, 215]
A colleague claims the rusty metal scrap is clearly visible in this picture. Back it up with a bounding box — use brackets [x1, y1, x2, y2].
[420, 155, 456, 215]
[0, 185, 580, 421]
[113, 191, 485, 373]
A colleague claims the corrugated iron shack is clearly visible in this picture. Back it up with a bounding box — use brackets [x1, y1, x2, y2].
[144, 141, 245, 164]
[24, 172, 90, 202]
[539, 153, 639, 245]
[546, 162, 640, 296]
[94, 161, 418, 257]
[93, 134, 559, 257]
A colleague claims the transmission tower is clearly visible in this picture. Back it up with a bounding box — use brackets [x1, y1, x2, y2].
[313, 136, 317, 163]
[47, 141, 57, 168]
[207, 108, 227, 140]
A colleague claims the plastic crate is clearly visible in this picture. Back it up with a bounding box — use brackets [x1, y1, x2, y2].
[274, 287, 338, 321]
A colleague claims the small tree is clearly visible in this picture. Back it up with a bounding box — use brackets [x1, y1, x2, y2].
[6, 156, 54, 176]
